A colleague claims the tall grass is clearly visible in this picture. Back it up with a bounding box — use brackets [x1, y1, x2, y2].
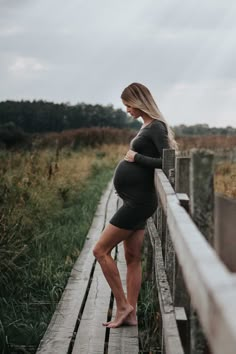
[32, 127, 136, 150]
[176, 134, 236, 150]
[0, 144, 127, 352]
[138, 253, 161, 354]
[1, 129, 235, 353]
[214, 162, 236, 198]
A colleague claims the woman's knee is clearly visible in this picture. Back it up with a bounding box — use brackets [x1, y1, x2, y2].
[93, 243, 106, 261]
[125, 248, 141, 265]
[93, 243, 101, 259]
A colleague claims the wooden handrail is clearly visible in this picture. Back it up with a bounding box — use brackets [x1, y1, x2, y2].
[150, 168, 236, 354]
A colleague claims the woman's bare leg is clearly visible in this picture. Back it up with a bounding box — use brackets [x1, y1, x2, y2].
[123, 229, 145, 325]
[93, 223, 134, 328]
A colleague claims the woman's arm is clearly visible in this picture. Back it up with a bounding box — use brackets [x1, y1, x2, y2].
[134, 153, 162, 168]
[134, 121, 169, 168]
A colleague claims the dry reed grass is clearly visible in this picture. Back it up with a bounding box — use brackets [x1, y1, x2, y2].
[214, 163, 236, 198]
[176, 135, 236, 150]
[33, 127, 135, 149]
[0, 144, 128, 278]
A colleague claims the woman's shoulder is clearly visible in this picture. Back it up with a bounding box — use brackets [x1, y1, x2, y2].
[149, 119, 168, 134]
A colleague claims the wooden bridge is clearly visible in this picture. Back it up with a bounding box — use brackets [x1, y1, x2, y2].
[36, 181, 139, 354]
[37, 149, 236, 354]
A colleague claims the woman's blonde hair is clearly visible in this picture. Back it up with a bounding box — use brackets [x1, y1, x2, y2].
[121, 82, 178, 150]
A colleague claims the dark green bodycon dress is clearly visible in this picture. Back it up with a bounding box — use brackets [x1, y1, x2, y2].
[110, 119, 169, 230]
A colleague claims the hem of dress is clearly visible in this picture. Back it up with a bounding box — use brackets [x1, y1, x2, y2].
[109, 220, 146, 231]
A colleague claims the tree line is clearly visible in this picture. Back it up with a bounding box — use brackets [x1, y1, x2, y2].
[173, 123, 236, 136]
[0, 100, 235, 148]
[0, 100, 140, 133]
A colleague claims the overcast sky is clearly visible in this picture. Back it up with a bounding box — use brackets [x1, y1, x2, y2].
[1, 0, 236, 127]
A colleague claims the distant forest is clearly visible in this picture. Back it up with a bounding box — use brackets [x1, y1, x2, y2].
[0, 100, 235, 142]
[0, 100, 141, 133]
[174, 124, 236, 136]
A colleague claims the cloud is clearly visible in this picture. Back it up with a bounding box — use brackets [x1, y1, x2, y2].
[0, 25, 24, 37]
[0, 0, 236, 127]
[8, 56, 48, 76]
[159, 79, 236, 127]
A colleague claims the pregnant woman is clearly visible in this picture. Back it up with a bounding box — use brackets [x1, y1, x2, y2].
[93, 82, 177, 328]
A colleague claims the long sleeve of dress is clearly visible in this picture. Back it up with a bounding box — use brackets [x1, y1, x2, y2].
[134, 121, 169, 168]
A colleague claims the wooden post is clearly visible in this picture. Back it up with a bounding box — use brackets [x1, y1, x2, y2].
[190, 148, 215, 245]
[214, 194, 236, 272]
[169, 168, 175, 187]
[175, 194, 191, 353]
[175, 156, 191, 196]
[162, 149, 175, 179]
[162, 149, 176, 297]
[155, 191, 167, 259]
[175, 194, 191, 301]
[189, 149, 215, 354]
[175, 156, 191, 327]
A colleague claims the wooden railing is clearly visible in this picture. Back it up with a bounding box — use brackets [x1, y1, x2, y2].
[145, 149, 236, 354]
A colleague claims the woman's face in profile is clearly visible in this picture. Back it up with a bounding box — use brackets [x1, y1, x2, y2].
[122, 100, 142, 119]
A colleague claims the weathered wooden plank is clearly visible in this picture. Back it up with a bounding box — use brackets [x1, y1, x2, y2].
[36, 181, 114, 354]
[162, 149, 175, 179]
[72, 188, 118, 353]
[176, 193, 190, 213]
[175, 306, 188, 349]
[154, 169, 175, 289]
[188, 149, 212, 349]
[72, 265, 111, 353]
[154, 169, 175, 215]
[214, 193, 236, 272]
[157, 195, 167, 260]
[164, 227, 175, 299]
[108, 243, 139, 354]
[189, 149, 215, 354]
[166, 191, 236, 354]
[175, 307, 187, 322]
[190, 148, 214, 245]
[147, 218, 184, 354]
[175, 156, 190, 196]
[174, 193, 190, 323]
[108, 329, 139, 354]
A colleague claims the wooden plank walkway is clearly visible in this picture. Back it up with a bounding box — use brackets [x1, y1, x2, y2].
[107, 197, 140, 353]
[37, 181, 139, 354]
[108, 243, 139, 354]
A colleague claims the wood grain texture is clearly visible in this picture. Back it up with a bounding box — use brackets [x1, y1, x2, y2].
[107, 243, 139, 354]
[72, 265, 111, 354]
[214, 194, 236, 272]
[37, 183, 141, 354]
[154, 169, 175, 215]
[72, 188, 118, 353]
[162, 149, 175, 180]
[175, 156, 190, 196]
[166, 186, 236, 354]
[147, 218, 184, 354]
[190, 148, 214, 245]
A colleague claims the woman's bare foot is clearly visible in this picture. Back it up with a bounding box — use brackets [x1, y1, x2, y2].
[123, 311, 138, 326]
[103, 304, 133, 328]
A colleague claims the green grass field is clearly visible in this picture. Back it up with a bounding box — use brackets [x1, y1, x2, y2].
[1, 138, 234, 353]
[0, 144, 126, 353]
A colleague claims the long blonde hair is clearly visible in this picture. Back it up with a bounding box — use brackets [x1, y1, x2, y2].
[121, 82, 178, 150]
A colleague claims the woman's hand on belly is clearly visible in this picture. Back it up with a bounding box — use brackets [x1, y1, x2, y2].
[124, 150, 137, 162]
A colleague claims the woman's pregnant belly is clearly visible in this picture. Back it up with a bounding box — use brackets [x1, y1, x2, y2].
[113, 160, 155, 203]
